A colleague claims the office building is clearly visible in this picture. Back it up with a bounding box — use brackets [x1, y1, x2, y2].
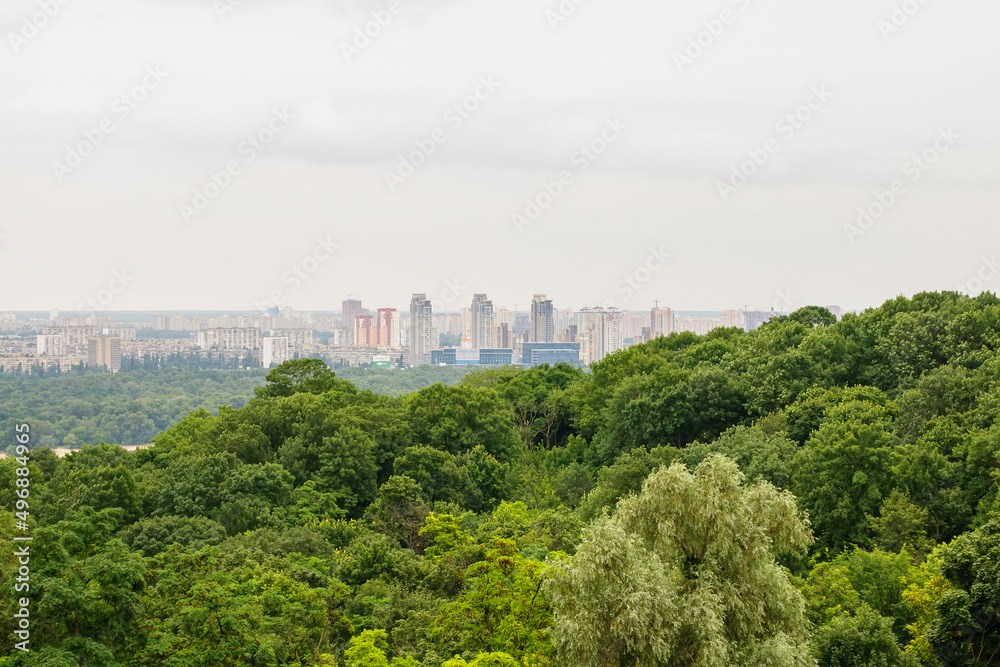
[431, 348, 457, 365]
[480, 348, 514, 365]
[430, 348, 514, 365]
[521, 341, 581, 367]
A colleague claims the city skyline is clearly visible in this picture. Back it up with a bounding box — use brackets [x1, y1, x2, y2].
[0, 295, 823, 372]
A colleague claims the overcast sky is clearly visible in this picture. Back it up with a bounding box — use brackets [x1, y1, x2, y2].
[1, 0, 998, 314]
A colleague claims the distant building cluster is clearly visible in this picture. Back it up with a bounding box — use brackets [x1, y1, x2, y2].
[0, 299, 846, 374]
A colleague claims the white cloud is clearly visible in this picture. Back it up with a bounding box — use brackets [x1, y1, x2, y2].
[0, 0, 998, 311]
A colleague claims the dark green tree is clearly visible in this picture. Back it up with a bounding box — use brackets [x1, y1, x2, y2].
[254, 358, 349, 399]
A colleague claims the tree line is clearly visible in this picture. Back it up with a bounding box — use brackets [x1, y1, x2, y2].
[0, 366, 472, 450]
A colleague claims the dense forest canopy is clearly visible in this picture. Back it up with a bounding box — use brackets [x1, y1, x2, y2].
[0, 365, 474, 450]
[3, 291, 1000, 666]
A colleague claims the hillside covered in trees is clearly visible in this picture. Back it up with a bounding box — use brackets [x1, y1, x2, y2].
[3, 291, 1000, 666]
[0, 365, 472, 450]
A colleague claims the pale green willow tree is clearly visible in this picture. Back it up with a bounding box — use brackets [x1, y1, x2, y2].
[546, 455, 815, 667]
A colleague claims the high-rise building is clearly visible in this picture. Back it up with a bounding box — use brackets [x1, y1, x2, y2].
[270, 328, 313, 348]
[496, 322, 513, 349]
[495, 307, 513, 327]
[87, 336, 121, 372]
[262, 337, 290, 367]
[675, 316, 721, 335]
[409, 293, 434, 366]
[342, 299, 367, 329]
[435, 313, 463, 337]
[470, 294, 494, 349]
[103, 326, 137, 341]
[197, 328, 262, 350]
[650, 307, 675, 338]
[460, 307, 472, 341]
[577, 307, 625, 364]
[745, 310, 777, 331]
[355, 315, 376, 346]
[621, 310, 641, 342]
[376, 308, 401, 347]
[720, 310, 745, 330]
[530, 294, 554, 343]
[576, 307, 604, 340]
[43, 326, 100, 347]
[36, 335, 63, 356]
